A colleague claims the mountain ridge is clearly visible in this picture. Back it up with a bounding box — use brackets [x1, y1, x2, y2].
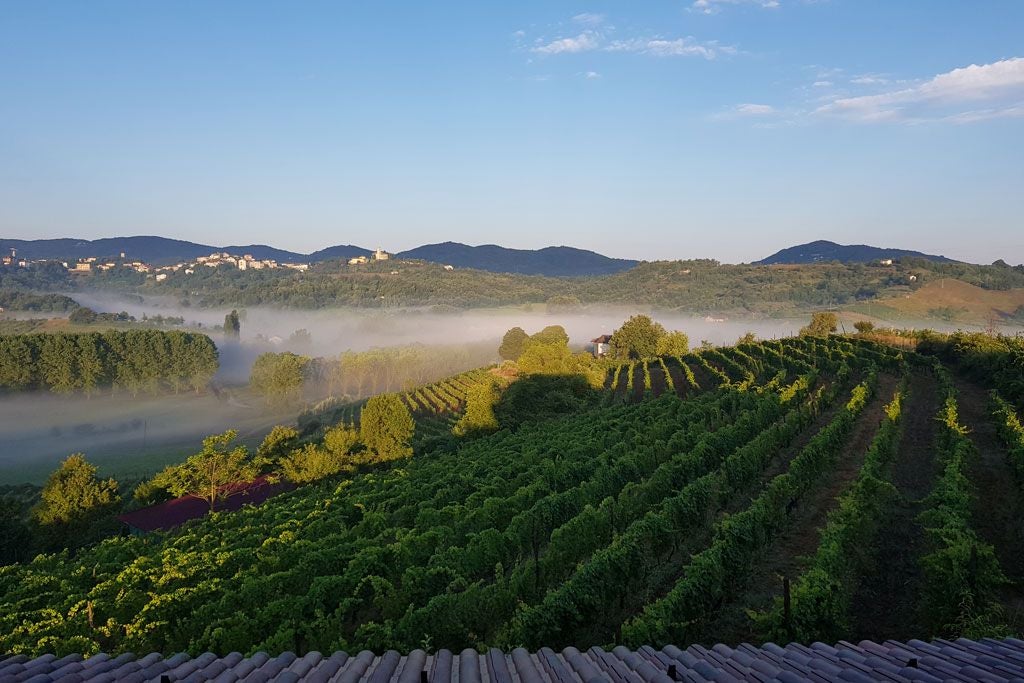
[756, 239, 958, 265]
[0, 236, 635, 277]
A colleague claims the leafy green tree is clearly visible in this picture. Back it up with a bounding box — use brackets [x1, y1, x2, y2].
[737, 331, 757, 345]
[516, 339, 574, 375]
[498, 327, 530, 361]
[453, 379, 500, 437]
[655, 330, 690, 356]
[324, 422, 360, 456]
[853, 321, 875, 335]
[360, 393, 415, 461]
[289, 328, 313, 347]
[531, 325, 570, 347]
[224, 309, 241, 339]
[801, 311, 839, 337]
[250, 352, 311, 404]
[153, 430, 260, 510]
[0, 335, 35, 390]
[610, 314, 667, 359]
[280, 444, 348, 484]
[33, 454, 120, 526]
[257, 425, 300, 460]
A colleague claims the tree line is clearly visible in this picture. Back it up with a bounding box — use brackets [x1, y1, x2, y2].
[0, 329, 219, 395]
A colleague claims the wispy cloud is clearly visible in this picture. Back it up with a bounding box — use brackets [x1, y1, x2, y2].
[583, 71, 602, 80]
[711, 103, 780, 121]
[572, 13, 605, 26]
[525, 13, 734, 61]
[816, 57, 1024, 123]
[691, 0, 780, 15]
[533, 32, 600, 55]
[606, 37, 733, 60]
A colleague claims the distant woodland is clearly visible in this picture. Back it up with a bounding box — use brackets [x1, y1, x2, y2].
[0, 329, 218, 395]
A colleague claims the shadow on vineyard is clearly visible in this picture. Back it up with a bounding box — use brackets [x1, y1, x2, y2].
[1, 334, 1023, 659]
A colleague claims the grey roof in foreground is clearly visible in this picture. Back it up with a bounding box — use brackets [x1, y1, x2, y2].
[3, 638, 1024, 683]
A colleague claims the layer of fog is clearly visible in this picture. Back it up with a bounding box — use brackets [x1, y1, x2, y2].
[4, 289, 1014, 485]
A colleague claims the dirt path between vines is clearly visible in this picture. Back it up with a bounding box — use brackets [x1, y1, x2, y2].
[953, 373, 1024, 625]
[697, 372, 900, 645]
[850, 370, 940, 641]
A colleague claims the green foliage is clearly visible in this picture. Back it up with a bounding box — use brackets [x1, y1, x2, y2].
[736, 331, 757, 345]
[151, 430, 261, 510]
[257, 425, 301, 460]
[610, 314, 667, 359]
[0, 290, 78, 313]
[853, 321, 875, 334]
[224, 309, 241, 339]
[531, 325, 569, 347]
[0, 498, 32, 566]
[546, 295, 582, 314]
[360, 393, 415, 461]
[0, 329, 217, 395]
[250, 351, 311, 404]
[280, 444, 349, 484]
[32, 454, 118, 526]
[655, 330, 689, 357]
[800, 311, 839, 337]
[453, 379, 501, 437]
[753, 384, 905, 642]
[498, 327, 529, 361]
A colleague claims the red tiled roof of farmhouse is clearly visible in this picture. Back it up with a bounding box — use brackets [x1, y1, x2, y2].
[591, 334, 612, 343]
[4, 639, 1024, 682]
[116, 475, 293, 533]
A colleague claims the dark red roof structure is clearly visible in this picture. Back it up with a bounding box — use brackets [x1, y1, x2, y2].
[117, 475, 293, 533]
[591, 334, 612, 344]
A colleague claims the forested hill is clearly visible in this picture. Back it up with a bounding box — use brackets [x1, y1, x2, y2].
[757, 240, 958, 265]
[395, 242, 638, 276]
[0, 236, 634, 275]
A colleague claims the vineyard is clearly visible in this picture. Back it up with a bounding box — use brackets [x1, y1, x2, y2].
[2, 335, 1024, 658]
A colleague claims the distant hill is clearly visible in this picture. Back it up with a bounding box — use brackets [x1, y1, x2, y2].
[0, 237, 633, 275]
[396, 242, 638, 276]
[757, 240, 958, 265]
[0, 236, 313, 265]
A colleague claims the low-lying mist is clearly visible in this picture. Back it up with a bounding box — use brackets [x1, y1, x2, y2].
[6, 289, 999, 486]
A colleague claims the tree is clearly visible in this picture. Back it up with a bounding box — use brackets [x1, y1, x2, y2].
[655, 330, 690, 356]
[546, 295, 582, 315]
[33, 454, 120, 526]
[453, 379, 500, 437]
[498, 327, 530, 361]
[250, 352, 310, 404]
[289, 328, 313, 347]
[154, 430, 260, 511]
[360, 393, 415, 462]
[224, 310, 241, 339]
[324, 422, 360, 456]
[800, 311, 839, 337]
[531, 325, 570, 347]
[737, 331, 757, 345]
[853, 321, 875, 335]
[257, 425, 300, 461]
[610, 314, 666, 359]
[280, 444, 343, 484]
[0, 499, 31, 565]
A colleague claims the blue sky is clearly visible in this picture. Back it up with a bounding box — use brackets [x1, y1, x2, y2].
[1, 1, 1022, 264]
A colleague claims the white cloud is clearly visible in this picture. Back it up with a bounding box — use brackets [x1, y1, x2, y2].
[735, 103, 776, 115]
[583, 71, 602, 80]
[606, 37, 733, 60]
[532, 32, 599, 55]
[572, 13, 605, 26]
[812, 80, 832, 87]
[850, 74, 889, 86]
[816, 57, 1024, 122]
[691, 0, 780, 15]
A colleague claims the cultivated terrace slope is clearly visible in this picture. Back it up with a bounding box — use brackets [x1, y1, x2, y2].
[5, 336, 1022, 658]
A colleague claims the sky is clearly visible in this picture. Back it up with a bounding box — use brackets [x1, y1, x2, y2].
[1, 1, 1023, 264]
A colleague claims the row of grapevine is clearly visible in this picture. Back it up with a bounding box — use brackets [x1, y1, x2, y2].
[621, 369, 881, 646]
[991, 392, 1024, 481]
[917, 367, 1008, 636]
[752, 380, 907, 642]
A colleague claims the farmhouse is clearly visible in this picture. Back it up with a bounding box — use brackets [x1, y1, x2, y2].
[591, 334, 612, 357]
